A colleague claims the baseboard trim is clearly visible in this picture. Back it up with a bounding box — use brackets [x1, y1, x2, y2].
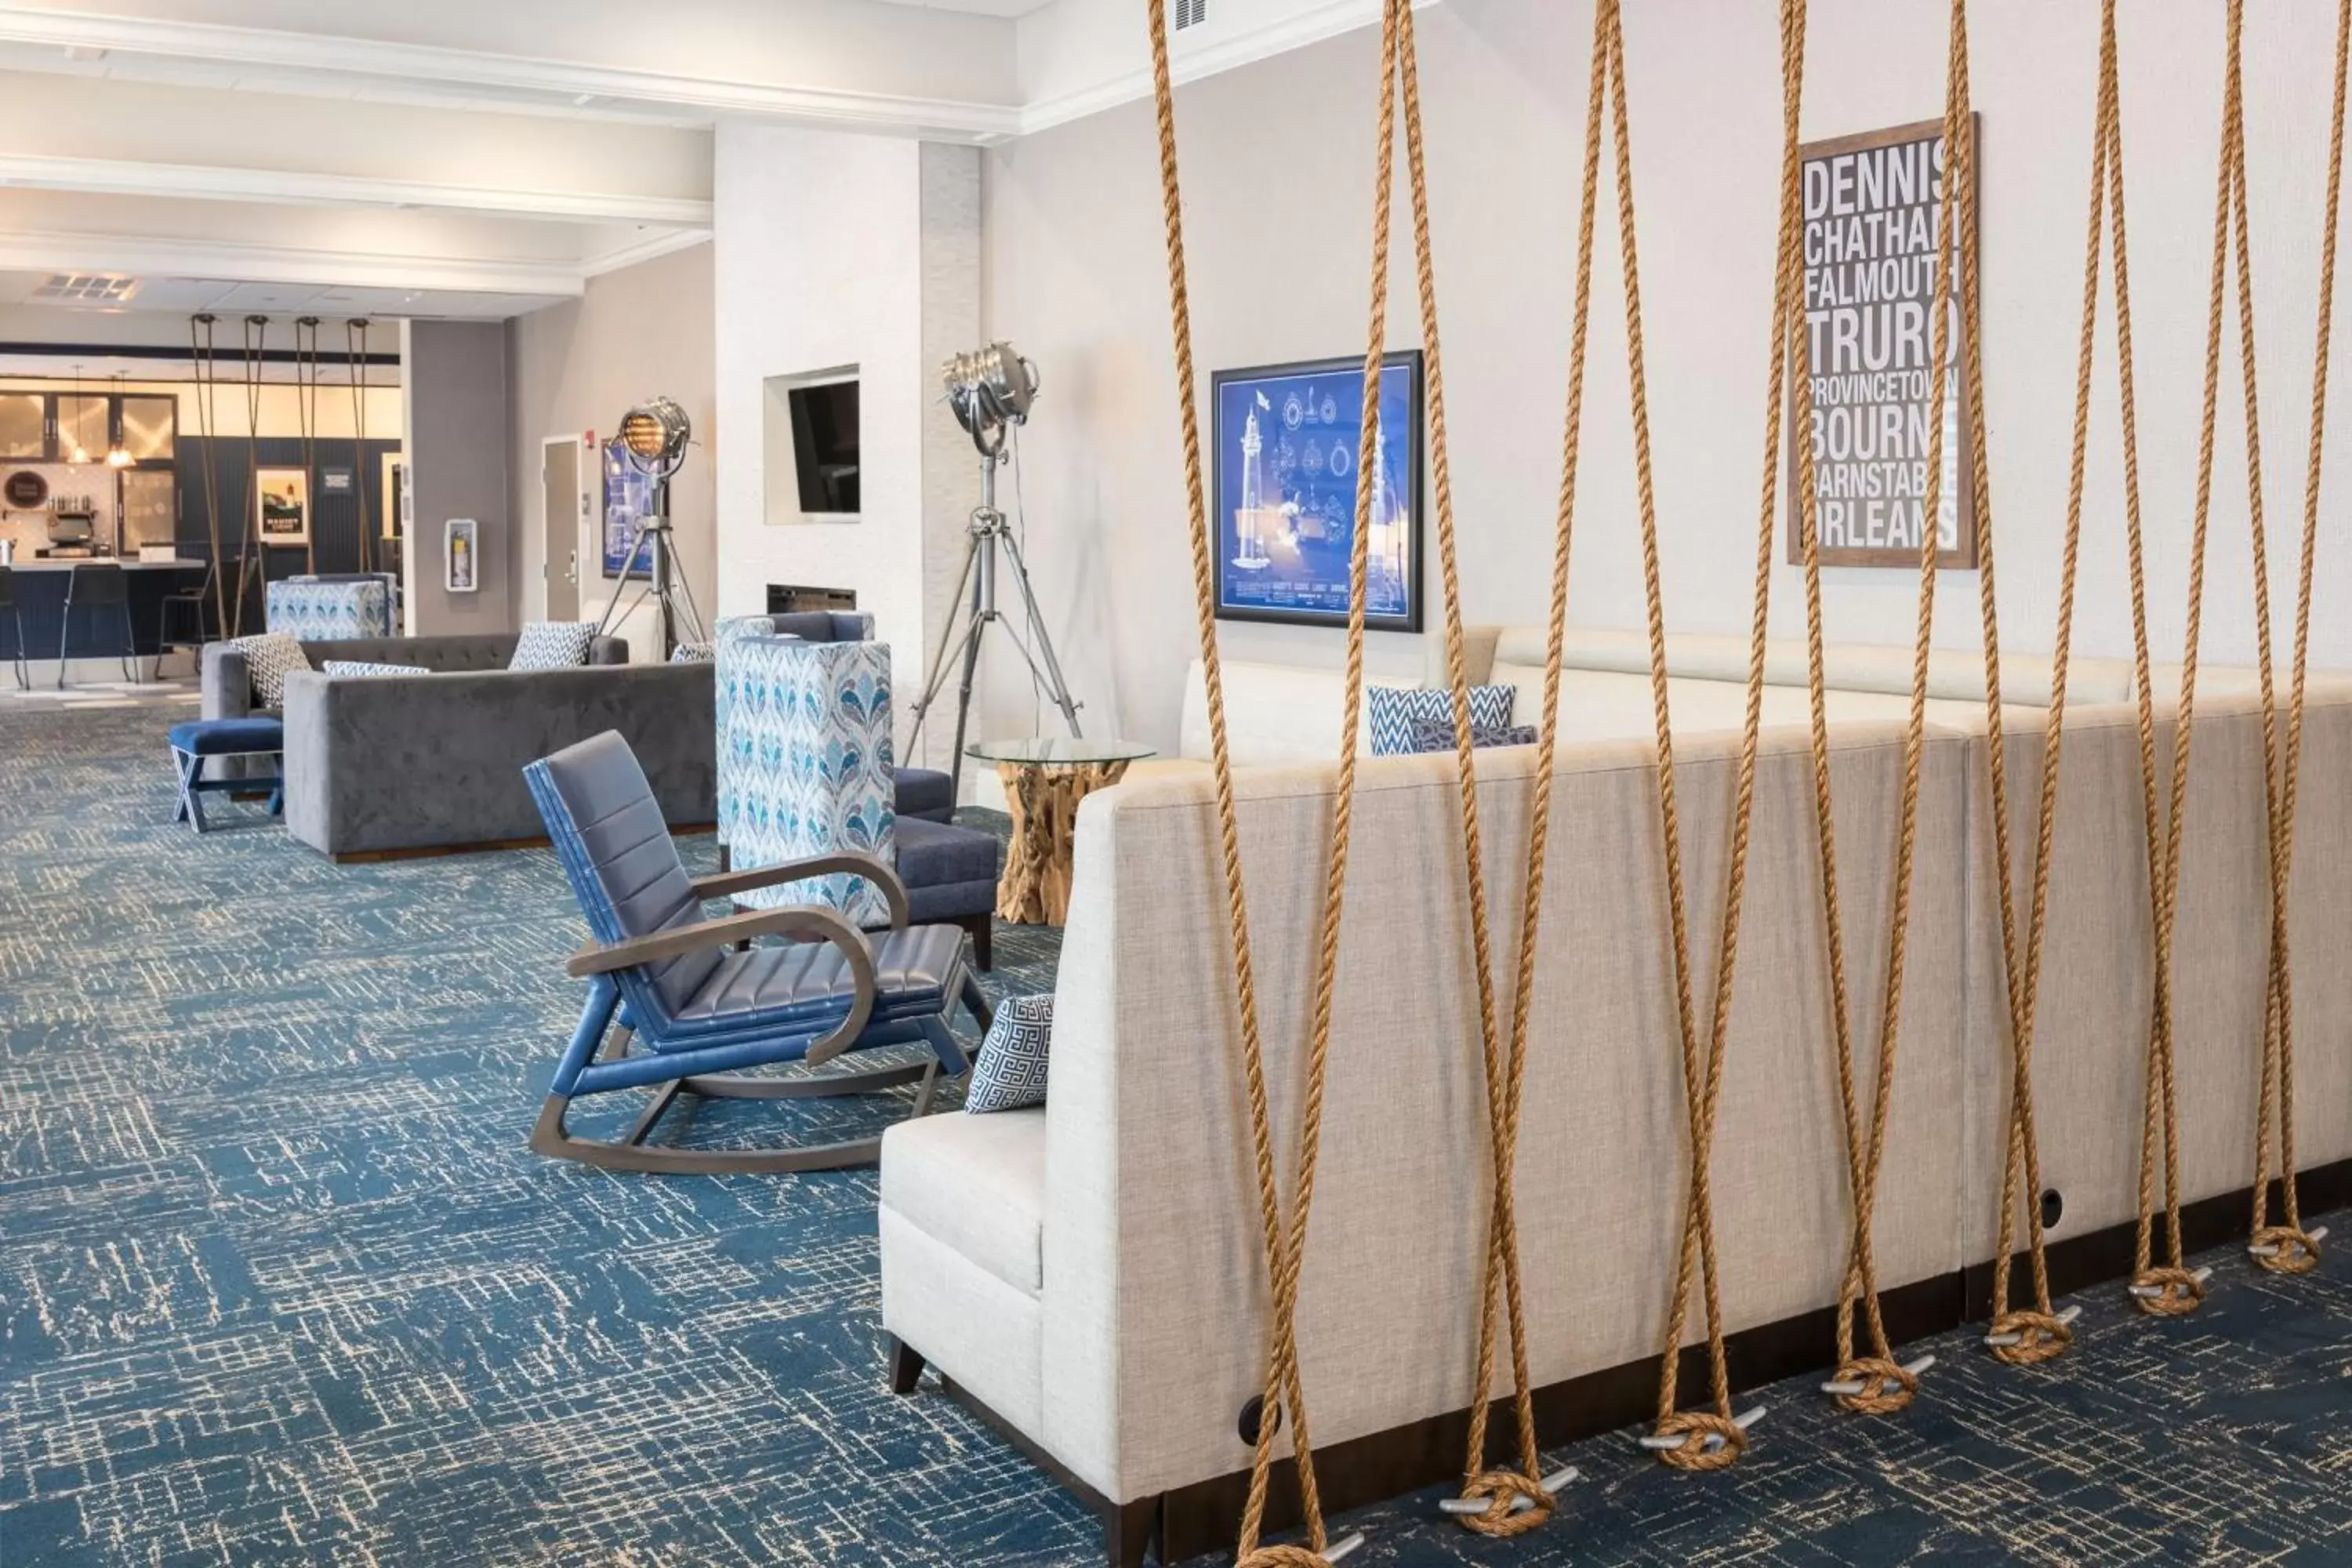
[325, 822, 716, 864]
[924, 1158, 2352, 1567]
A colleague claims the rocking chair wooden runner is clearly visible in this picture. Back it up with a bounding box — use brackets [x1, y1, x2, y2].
[524, 730, 991, 1175]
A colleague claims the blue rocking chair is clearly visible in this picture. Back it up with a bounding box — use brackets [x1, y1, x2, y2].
[524, 730, 993, 1174]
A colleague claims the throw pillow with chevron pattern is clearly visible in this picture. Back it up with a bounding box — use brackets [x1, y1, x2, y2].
[1366, 684, 1516, 756]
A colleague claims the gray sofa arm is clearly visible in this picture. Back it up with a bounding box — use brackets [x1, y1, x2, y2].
[200, 642, 255, 720]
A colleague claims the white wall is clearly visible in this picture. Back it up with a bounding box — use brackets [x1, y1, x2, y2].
[979, 0, 2352, 757]
[713, 123, 979, 765]
[508, 241, 716, 644]
[401, 317, 508, 637]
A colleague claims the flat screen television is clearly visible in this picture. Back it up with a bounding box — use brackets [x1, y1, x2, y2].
[788, 379, 859, 514]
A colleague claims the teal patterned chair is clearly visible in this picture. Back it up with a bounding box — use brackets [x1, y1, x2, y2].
[265, 575, 395, 642]
[718, 633, 1000, 967]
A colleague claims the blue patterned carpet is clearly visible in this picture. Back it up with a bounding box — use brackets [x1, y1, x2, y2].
[3, 702, 2350, 1566]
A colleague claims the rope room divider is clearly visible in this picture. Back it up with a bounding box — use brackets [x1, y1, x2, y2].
[2243, 0, 2346, 1279]
[1640, 0, 1810, 1470]
[2133, 0, 2261, 1319]
[1134, 0, 2343, 1555]
[1145, 0, 1388, 1555]
[1977, 0, 2132, 1367]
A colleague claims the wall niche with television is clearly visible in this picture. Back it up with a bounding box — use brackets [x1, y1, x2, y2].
[762, 365, 860, 524]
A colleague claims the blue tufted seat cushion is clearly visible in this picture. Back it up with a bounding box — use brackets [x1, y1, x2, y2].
[168, 717, 286, 756]
[893, 767, 956, 822]
[656, 922, 966, 1042]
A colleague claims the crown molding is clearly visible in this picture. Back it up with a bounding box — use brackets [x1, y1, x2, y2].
[0, 5, 1025, 140]
[1018, 0, 1405, 137]
[0, 227, 585, 297]
[581, 225, 714, 279]
[0, 152, 714, 227]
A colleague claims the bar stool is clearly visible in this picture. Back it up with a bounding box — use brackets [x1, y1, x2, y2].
[56, 562, 138, 688]
[0, 565, 26, 689]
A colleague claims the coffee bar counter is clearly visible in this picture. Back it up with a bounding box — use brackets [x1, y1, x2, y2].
[8, 557, 205, 570]
[5, 555, 207, 663]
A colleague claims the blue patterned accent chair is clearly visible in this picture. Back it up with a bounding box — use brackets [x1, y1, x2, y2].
[523, 729, 992, 1174]
[265, 575, 395, 642]
[718, 632, 1001, 967]
[755, 611, 956, 822]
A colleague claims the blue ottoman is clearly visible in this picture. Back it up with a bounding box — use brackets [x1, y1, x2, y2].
[167, 717, 285, 833]
[898, 815, 1001, 968]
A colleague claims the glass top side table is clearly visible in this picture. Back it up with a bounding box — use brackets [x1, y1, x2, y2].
[967, 737, 1157, 924]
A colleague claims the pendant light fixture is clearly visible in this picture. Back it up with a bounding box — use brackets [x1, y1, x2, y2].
[67, 364, 89, 464]
[104, 372, 132, 467]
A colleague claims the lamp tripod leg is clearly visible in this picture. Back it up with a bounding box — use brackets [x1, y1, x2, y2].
[996, 522, 1083, 738]
[907, 532, 982, 756]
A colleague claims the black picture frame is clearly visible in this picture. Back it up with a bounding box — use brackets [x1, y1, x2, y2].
[1209, 350, 1424, 633]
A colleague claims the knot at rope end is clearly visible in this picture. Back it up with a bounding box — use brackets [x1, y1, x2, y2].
[1644, 1410, 1750, 1472]
[1820, 1354, 1930, 1414]
[1983, 1309, 2074, 1366]
[2249, 1225, 2325, 1274]
[1236, 1533, 1363, 1568]
[1444, 1468, 1563, 1537]
[2128, 1265, 2211, 1316]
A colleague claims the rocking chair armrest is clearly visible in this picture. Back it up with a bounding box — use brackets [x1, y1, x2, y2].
[691, 853, 910, 930]
[566, 903, 873, 978]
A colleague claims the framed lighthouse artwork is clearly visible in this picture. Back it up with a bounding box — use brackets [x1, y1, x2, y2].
[1210, 350, 1424, 633]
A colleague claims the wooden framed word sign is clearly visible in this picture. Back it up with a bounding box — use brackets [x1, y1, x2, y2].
[1788, 116, 1981, 568]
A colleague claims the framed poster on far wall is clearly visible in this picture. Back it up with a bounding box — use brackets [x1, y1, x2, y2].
[255, 466, 310, 546]
[1788, 115, 1981, 568]
[601, 439, 655, 579]
[1210, 350, 1422, 632]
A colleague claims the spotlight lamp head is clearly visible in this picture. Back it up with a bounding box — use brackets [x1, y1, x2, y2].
[619, 395, 692, 477]
[942, 341, 1040, 456]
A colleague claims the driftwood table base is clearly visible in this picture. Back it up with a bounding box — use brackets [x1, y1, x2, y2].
[996, 759, 1131, 925]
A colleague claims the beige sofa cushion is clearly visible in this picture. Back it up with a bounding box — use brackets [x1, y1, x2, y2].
[881, 1108, 1047, 1294]
[1486, 662, 2005, 745]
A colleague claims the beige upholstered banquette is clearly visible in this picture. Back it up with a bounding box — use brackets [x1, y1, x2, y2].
[884, 682, 2352, 1534]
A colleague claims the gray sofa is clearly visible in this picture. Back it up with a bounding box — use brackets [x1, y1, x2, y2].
[200, 633, 713, 859]
[201, 632, 630, 719]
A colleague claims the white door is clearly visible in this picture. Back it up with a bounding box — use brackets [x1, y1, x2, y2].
[540, 434, 585, 622]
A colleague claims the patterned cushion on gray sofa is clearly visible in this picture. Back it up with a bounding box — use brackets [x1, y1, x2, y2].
[670, 641, 716, 663]
[967, 993, 1052, 1113]
[321, 660, 429, 678]
[508, 621, 598, 671]
[1367, 684, 1515, 756]
[226, 632, 309, 709]
[1403, 714, 1540, 753]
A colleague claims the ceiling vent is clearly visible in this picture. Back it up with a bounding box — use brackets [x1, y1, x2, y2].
[1174, 0, 1207, 28]
[34, 273, 137, 304]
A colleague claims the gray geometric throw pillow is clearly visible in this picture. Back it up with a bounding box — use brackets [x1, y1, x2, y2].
[508, 621, 597, 671]
[967, 993, 1053, 1113]
[227, 632, 309, 710]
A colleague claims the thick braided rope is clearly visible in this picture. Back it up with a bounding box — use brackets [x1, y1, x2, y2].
[1984, 0, 2133, 1366]
[1376, 0, 1550, 1534]
[349, 320, 375, 575]
[1651, 0, 1809, 1461]
[294, 318, 319, 577]
[1142, 0, 1389, 1555]
[188, 314, 230, 637]
[2133, 0, 2245, 1319]
[2247, 0, 2345, 1279]
[232, 314, 269, 637]
[1819, 0, 1969, 1404]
